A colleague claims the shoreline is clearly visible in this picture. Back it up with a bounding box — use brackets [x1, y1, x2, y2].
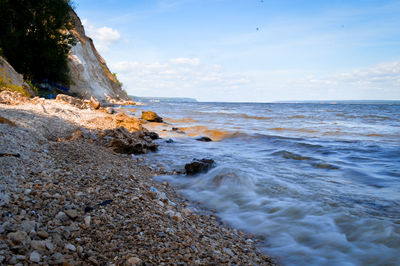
[0, 92, 276, 265]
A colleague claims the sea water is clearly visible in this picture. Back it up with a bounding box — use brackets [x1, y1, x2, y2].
[128, 102, 400, 265]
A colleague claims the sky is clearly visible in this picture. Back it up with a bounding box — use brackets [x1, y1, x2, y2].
[74, 0, 400, 102]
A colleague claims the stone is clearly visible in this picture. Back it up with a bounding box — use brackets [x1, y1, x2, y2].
[55, 211, 69, 222]
[106, 107, 115, 114]
[148, 132, 159, 140]
[185, 159, 215, 175]
[30, 251, 41, 263]
[141, 111, 163, 122]
[90, 96, 100, 109]
[172, 212, 183, 223]
[126, 257, 141, 265]
[0, 116, 16, 126]
[182, 208, 191, 216]
[45, 240, 55, 251]
[84, 216, 91, 227]
[37, 231, 49, 239]
[65, 243, 76, 251]
[7, 231, 27, 244]
[65, 209, 79, 219]
[115, 112, 142, 132]
[196, 136, 213, 142]
[31, 240, 46, 251]
[56, 94, 88, 109]
[21, 220, 36, 232]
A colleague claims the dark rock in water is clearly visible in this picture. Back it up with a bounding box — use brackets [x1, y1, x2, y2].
[147, 132, 160, 140]
[172, 127, 179, 131]
[141, 111, 163, 122]
[185, 159, 215, 175]
[166, 139, 174, 143]
[196, 136, 213, 142]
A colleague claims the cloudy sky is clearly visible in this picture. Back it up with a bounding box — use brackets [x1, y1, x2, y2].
[75, 0, 400, 102]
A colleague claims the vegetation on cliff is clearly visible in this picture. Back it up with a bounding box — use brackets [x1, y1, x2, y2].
[0, 0, 76, 85]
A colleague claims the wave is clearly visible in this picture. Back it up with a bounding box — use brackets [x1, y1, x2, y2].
[272, 150, 313, 161]
[164, 117, 198, 124]
[269, 127, 318, 133]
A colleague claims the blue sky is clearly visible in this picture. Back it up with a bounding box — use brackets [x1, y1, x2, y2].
[75, 0, 400, 102]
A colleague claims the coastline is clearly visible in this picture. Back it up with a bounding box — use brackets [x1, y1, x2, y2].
[0, 93, 276, 265]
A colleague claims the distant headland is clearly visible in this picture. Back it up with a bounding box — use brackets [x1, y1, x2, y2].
[129, 95, 198, 103]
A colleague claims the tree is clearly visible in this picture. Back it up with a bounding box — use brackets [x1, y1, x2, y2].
[0, 0, 76, 85]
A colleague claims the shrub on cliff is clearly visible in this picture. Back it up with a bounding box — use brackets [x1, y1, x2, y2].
[0, 0, 76, 85]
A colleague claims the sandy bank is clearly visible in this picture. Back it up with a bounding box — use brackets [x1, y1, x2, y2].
[0, 92, 275, 265]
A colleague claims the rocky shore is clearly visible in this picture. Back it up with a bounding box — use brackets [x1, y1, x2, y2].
[0, 91, 276, 265]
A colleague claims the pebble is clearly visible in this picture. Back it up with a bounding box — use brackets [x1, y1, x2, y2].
[45, 240, 55, 251]
[65, 209, 78, 219]
[55, 211, 69, 222]
[172, 212, 183, 223]
[126, 257, 141, 265]
[65, 243, 76, 251]
[7, 231, 27, 244]
[30, 251, 41, 263]
[37, 230, 49, 239]
[84, 215, 91, 227]
[31, 240, 46, 250]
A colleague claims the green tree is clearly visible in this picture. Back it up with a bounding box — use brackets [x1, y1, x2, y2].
[0, 0, 76, 85]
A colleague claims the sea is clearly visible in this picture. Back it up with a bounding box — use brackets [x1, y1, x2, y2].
[124, 102, 400, 265]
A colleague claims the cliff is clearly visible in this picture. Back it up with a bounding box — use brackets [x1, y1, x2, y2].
[67, 10, 127, 101]
[0, 56, 35, 97]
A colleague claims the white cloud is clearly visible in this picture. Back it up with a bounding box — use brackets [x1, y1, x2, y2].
[110, 58, 252, 101]
[286, 61, 400, 100]
[82, 19, 121, 52]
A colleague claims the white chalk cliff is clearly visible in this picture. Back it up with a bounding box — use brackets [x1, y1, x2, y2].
[68, 10, 126, 101]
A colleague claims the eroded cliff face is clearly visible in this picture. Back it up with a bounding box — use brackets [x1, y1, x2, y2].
[67, 10, 127, 101]
[0, 56, 35, 96]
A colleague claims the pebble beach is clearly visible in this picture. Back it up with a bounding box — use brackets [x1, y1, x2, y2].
[0, 91, 275, 265]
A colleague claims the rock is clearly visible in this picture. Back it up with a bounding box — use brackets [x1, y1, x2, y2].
[0, 256, 4, 263]
[126, 257, 141, 265]
[55, 211, 69, 222]
[115, 112, 143, 132]
[172, 212, 183, 223]
[56, 94, 89, 109]
[196, 136, 213, 142]
[7, 231, 28, 244]
[141, 111, 163, 122]
[21, 220, 36, 232]
[30, 251, 41, 263]
[148, 132, 159, 140]
[98, 199, 112, 206]
[37, 231, 49, 239]
[84, 216, 91, 227]
[31, 240, 46, 251]
[45, 240, 55, 251]
[106, 107, 115, 114]
[182, 208, 191, 216]
[88, 256, 99, 265]
[65, 243, 76, 251]
[0, 116, 16, 126]
[90, 95, 100, 109]
[102, 127, 158, 155]
[185, 159, 215, 175]
[0, 90, 29, 105]
[166, 139, 174, 143]
[65, 209, 79, 219]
